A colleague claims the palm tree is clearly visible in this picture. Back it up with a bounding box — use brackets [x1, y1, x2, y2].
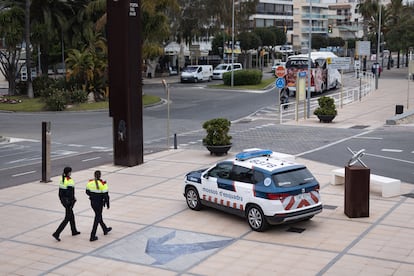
[30, 0, 73, 76]
[0, 5, 25, 96]
[357, 0, 379, 40]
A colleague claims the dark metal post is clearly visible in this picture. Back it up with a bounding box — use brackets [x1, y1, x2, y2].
[41, 121, 51, 182]
[107, 0, 143, 166]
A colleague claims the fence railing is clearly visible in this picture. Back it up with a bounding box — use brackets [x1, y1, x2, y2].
[279, 73, 375, 123]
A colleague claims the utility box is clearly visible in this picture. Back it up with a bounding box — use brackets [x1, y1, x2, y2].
[344, 166, 370, 218]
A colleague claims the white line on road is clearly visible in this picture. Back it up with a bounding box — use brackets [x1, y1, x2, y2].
[365, 153, 414, 165]
[12, 170, 36, 177]
[296, 130, 374, 157]
[82, 157, 101, 162]
[67, 144, 84, 147]
[352, 137, 383, 140]
[381, 149, 403, 153]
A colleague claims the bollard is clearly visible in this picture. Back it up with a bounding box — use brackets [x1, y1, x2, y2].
[174, 133, 177, 149]
[41, 121, 51, 183]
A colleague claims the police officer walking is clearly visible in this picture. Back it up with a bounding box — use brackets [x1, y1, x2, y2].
[86, 170, 112, 242]
[53, 167, 80, 241]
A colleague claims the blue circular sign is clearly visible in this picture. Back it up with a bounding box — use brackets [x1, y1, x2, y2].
[275, 77, 285, 89]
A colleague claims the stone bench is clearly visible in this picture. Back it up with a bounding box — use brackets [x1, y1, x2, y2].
[331, 168, 401, 198]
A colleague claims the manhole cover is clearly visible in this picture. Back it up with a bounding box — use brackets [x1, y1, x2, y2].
[350, 125, 369, 129]
[402, 193, 414, 198]
[286, 227, 305, 233]
[323, 204, 338, 210]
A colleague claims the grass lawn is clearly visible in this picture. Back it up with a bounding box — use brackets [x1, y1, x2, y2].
[0, 94, 161, 112]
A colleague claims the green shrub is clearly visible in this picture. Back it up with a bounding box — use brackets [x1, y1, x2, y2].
[223, 69, 262, 86]
[44, 88, 68, 111]
[15, 81, 27, 95]
[69, 89, 88, 104]
[202, 118, 232, 146]
[313, 96, 337, 116]
[33, 76, 56, 98]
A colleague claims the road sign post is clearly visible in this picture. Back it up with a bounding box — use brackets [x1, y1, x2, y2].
[275, 66, 286, 113]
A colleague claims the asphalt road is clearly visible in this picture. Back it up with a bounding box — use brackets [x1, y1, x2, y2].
[1, 71, 413, 188]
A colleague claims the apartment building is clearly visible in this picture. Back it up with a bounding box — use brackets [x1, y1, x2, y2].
[249, 0, 364, 52]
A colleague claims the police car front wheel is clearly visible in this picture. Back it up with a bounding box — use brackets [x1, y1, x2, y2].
[246, 205, 269, 232]
[185, 187, 202, 211]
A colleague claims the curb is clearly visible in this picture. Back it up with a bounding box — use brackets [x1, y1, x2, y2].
[386, 109, 414, 125]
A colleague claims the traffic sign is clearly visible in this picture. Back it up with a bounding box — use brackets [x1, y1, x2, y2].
[275, 77, 285, 89]
[275, 66, 286, 77]
[328, 57, 351, 70]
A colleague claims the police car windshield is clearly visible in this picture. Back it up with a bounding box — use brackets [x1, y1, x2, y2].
[271, 168, 315, 187]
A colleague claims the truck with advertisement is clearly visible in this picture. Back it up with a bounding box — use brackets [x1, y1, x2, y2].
[284, 51, 341, 96]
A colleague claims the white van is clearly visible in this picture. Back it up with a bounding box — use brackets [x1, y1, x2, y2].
[212, 63, 243, 80]
[180, 65, 213, 83]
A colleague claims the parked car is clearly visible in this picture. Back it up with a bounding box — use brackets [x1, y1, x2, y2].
[180, 65, 213, 83]
[212, 63, 243, 80]
[183, 149, 323, 232]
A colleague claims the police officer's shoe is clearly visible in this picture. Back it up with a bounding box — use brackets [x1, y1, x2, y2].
[72, 231, 81, 236]
[104, 227, 112, 235]
[52, 233, 61, 242]
[90, 236, 98, 242]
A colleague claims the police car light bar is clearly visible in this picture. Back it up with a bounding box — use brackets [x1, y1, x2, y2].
[236, 149, 273, 161]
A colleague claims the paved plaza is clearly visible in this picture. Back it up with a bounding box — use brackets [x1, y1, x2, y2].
[1, 67, 414, 275]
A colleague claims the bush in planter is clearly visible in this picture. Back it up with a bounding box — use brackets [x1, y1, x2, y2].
[223, 69, 262, 86]
[202, 118, 232, 146]
[313, 96, 337, 117]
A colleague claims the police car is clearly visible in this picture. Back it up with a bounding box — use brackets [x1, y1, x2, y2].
[183, 149, 323, 232]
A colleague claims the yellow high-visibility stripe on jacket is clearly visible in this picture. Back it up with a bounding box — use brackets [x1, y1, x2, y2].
[59, 177, 75, 189]
[86, 179, 108, 193]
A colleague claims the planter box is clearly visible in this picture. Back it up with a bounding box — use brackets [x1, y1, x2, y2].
[205, 145, 232, 156]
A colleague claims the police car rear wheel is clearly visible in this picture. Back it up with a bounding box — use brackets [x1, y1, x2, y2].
[185, 187, 202, 211]
[246, 205, 268, 232]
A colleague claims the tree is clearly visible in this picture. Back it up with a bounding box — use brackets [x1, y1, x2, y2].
[30, 0, 73, 76]
[357, 0, 379, 40]
[0, 5, 25, 95]
[237, 31, 261, 51]
[25, 0, 33, 98]
[253, 28, 276, 47]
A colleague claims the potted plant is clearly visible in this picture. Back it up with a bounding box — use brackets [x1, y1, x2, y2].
[313, 96, 337, 123]
[202, 118, 232, 155]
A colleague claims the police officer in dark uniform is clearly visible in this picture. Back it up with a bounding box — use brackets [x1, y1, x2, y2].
[53, 167, 80, 241]
[86, 170, 112, 242]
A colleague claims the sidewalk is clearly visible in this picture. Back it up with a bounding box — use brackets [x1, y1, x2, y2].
[1, 68, 414, 275]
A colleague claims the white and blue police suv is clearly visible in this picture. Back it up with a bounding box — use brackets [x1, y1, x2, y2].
[183, 149, 323, 232]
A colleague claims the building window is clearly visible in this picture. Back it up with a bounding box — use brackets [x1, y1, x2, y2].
[256, 18, 265, 28]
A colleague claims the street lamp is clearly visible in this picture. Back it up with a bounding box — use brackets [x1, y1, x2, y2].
[231, 0, 235, 87]
[375, 1, 382, 90]
[307, 0, 312, 118]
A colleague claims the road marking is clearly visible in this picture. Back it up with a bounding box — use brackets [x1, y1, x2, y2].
[82, 157, 101, 162]
[381, 148, 403, 153]
[67, 144, 84, 147]
[91, 146, 109, 150]
[12, 170, 36, 177]
[353, 136, 383, 140]
[9, 138, 40, 143]
[365, 153, 414, 165]
[296, 130, 374, 157]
